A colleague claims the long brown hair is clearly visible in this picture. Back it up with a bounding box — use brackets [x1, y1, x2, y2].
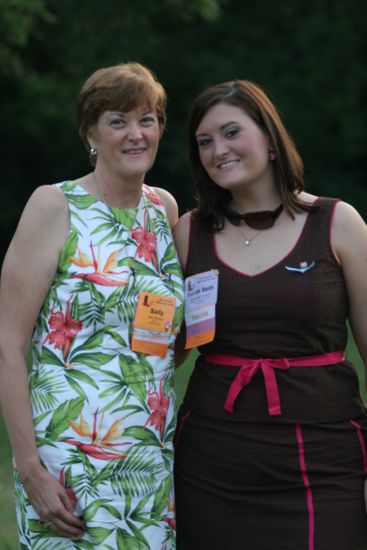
[188, 80, 313, 231]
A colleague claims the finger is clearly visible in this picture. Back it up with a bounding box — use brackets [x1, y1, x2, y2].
[54, 507, 85, 530]
[59, 490, 76, 515]
[49, 519, 84, 539]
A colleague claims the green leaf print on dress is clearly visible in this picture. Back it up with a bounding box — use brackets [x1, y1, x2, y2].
[16, 182, 183, 549]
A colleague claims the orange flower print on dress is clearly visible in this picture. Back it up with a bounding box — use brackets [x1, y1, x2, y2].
[70, 242, 129, 286]
[43, 296, 82, 360]
[65, 410, 130, 460]
[131, 210, 158, 268]
[144, 379, 170, 438]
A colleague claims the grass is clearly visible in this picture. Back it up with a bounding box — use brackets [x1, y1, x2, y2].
[0, 339, 364, 548]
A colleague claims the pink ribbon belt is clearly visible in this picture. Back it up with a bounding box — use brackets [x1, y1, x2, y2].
[204, 351, 345, 416]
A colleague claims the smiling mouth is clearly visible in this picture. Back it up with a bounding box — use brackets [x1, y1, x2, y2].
[123, 148, 146, 155]
[217, 159, 240, 169]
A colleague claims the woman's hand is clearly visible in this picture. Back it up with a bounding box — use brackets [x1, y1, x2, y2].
[22, 463, 85, 539]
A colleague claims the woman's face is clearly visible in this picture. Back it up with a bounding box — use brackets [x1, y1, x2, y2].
[88, 104, 160, 181]
[195, 102, 272, 192]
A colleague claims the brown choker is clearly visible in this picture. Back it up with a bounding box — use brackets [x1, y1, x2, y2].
[224, 203, 283, 229]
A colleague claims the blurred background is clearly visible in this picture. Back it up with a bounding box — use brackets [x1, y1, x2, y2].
[0, 0, 366, 547]
[1, 0, 366, 260]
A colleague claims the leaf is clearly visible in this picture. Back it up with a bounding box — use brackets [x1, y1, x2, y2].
[105, 328, 127, 347]
[161, 261, 184, 278]
[40, 347, 65, 367]
[58, 230, 78, 271]
[64, 375, 89, 400]
[118, 356, 148, 404]
[160, 242, 178, 265]
[89, 527, 113, 545]
[66, 194, 98, 209]
[65, 369, 99, 389]
[110, 207, 138, 228]
[109, 447, 163, 497]
[30, 370, 65, 414]
[70, 329, 105, 355]
[44, 397, 84, 440]
[118, 258, 157, 278]
[72, 352, 113, 369]
[33, 410, 51, 426]
[151, 475, 171, 519]
[116, 527, 148, 550]
[74, 540, 95, 549]
[83, 498, 122, 521]
[123, 426, 161, 446]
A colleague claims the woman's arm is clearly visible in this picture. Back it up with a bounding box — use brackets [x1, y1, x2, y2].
[173, 212, 192, 367]
[332, 201, 367, 514]
[331, 201, 367, 380]
[0, 185, 85, 538]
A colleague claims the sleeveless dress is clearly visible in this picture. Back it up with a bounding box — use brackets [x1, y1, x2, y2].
[15, 181, 184, 550]
[174, 198, 367, 550]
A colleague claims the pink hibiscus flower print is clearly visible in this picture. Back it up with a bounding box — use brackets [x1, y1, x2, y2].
[131, 211, 157, 268]
[144, 379, 170, 438]
[43, 296, 82, 360]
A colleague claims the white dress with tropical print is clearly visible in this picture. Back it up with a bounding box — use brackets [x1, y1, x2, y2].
[15, 181, 184, 550]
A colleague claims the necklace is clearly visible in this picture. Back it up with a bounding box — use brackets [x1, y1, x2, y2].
[238, 227, 261, 247]
[93, 173, 107, 204]
[225, 203, 283, 229]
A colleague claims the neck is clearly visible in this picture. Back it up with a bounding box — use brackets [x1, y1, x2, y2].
[93, 167, 143, 208]
[230, 186, 281, 214]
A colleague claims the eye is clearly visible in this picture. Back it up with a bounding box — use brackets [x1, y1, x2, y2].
[110, 118, 125, 127]
[140, 115, 157, 126]
[225, 127, 240, 139]
[197, 137, 212, 148]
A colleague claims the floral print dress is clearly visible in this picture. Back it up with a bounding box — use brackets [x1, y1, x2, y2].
[15, 181, 184, 550]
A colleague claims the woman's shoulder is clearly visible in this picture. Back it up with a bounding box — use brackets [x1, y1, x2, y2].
[24, 184, 69, 219]
[146, 185, 178, 228]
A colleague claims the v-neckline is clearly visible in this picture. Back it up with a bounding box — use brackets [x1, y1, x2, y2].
[213, 199, 320, 278]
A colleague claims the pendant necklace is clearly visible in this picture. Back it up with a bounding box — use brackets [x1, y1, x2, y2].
[238, 227, 261, 247]
[93, 173, 104, 203]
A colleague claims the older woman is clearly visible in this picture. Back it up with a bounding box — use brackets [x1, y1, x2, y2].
[0, 62, 183, 549]
[174, 80, 367, 549]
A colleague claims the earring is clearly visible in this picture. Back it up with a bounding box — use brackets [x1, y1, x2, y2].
[90, 147, 97, 157]
[269, 150, 276, 161]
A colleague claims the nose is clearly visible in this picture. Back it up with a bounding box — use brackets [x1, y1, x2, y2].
[127, 122, 143, 141]
[213, 138, 229, 158]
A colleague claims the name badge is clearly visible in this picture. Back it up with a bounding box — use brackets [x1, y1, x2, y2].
[132, 292, 176, 357]
[184, 270, 219, 349]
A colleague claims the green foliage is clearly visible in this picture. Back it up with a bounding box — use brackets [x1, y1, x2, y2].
[0, 0, 53, 75]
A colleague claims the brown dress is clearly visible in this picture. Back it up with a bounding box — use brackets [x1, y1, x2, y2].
[174, 198, 367, 550]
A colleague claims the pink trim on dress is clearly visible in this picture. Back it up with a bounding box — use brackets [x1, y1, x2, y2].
[295, 424, 315, 550]
[212, 206, 314, 278]
[349, 419, 367, 472]
[328, 199, 342, 266]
